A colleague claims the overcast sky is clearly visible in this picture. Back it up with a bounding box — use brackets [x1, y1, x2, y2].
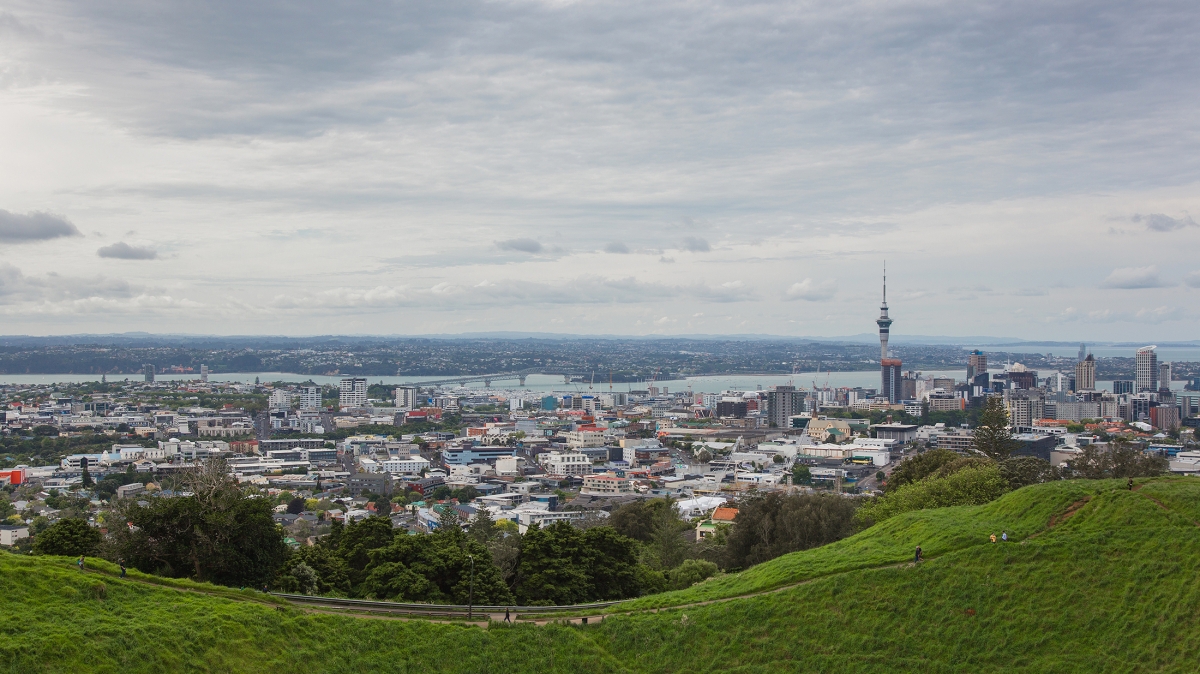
[2, 0, 1199, 340]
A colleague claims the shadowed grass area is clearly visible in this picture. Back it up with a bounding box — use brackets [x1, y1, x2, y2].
[3, 477, 1199, 673]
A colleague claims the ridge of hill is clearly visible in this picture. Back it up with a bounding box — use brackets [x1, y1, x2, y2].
[4, 477, 1200, 673]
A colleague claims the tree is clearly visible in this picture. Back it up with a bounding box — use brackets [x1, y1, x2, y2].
[274, 545, 351, 596]
[336, 516, 396, 588]
[791, 465, 812, 486]
[514, 521, 642, 605]
[467, 509, 497, 545]
[32, 518, 101, 557]
[772, 454, 784, 464]
[973, 396, 1017, 460]
[286, 497, 306, 515]
[81, 465, 94, 488]
[885, 449, 962, 492]
[609, 500, 659, 542]
[359, 526, 514, 605]
[1067, 440, 1168, 479]
[998, 456, 1061, 489]
[106, 459, 289, 587]
[723, 493, 856, 570]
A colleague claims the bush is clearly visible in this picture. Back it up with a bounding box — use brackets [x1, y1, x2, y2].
[666, 559, 719, 591]
[855, 465, 1010, 528]
[885, 449, 961, 492]
[32, 518, 101, 557]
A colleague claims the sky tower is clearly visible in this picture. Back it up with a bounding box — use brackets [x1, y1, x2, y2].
[876, 263, 892, 362]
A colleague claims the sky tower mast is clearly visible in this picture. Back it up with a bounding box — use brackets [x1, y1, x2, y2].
[876, 262, 892, 362]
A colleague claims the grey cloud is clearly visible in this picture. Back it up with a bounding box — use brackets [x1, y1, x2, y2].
[1133, 213, 1197, 232]
[1185, 271, 1200, 288]
[496, 238, 542, 254]
[0, 210, 82, 242]
[679, 237, 711, 253]
[98, 241, 158, 260]
[0, 263, 137, 303]
[1100, 266, 1167, 289]
[604, 242, 630, 254]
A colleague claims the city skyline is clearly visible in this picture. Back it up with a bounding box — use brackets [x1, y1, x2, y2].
[2, 1, 1200, 339]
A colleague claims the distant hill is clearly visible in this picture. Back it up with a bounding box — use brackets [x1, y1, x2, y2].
[4, 477, 1200, 672]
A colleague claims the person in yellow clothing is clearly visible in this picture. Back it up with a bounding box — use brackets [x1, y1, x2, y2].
[989, 533, 997, 543]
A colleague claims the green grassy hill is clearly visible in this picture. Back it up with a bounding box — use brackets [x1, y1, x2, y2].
[5, 477, 1200, 673]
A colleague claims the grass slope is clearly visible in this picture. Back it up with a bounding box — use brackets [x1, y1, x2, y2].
[4, 477, 1199, 673]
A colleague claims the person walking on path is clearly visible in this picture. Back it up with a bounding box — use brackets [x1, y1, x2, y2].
[1002, 532, 1007, 542]
[119, 562, 127, 578]
[77, 556, 85, 571]
[504, 608, 511, 623]
[914, 546, 923, 563]
[990, 533, 996, 543]
[1129, 477, 1134, 491]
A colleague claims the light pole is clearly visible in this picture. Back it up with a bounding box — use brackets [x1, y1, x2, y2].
[468, 553, 475, 619]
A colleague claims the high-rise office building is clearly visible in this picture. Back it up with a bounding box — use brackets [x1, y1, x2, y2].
[1078, 343, 1086, 362]
[268, 389, 291, 410]
[143, 364, 155, 383]
[395, 386, 421, 411]
[1136, 346, 1158, 392]
[299, 385, 322, 410]
[1075, 354, 1096, 391]
[766, 385, 805, 428]
[199, 364, 209, 383]
[338, 377, 368, 410]
[881, 358, 903, 403]
[1159, 362, 1172, 392]
[1112, 380, 1134, 395]
[967, 350, 988, 383]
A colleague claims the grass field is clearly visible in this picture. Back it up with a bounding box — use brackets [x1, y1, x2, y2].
[4, 477, 1199, 673]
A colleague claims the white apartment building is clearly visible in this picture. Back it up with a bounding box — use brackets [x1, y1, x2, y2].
[563, 430, 604, 449]
[382, 455, 431, 475]
[299, 386, 322, 411]
[543, 451, 591, 477]
[339, 378, 368, 410]
[268, 389, 291, 410]
[395, 386, 421, 411]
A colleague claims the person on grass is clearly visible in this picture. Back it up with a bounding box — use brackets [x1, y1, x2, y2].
[1002, 531, 1007, 542]
[990, 533, 996, 543]
[914, 546, 922, 563]
[77, 556, 85, 571]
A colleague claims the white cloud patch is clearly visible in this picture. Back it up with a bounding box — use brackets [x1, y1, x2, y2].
[0, 210, 81, 242]
[1100, 266, 1167, 289]
[784, 278, 837, 301]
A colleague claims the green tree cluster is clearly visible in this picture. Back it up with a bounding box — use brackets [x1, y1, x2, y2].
[722, 493, 857, 569]
[854, 464, 1010, 528]
[32, 518, 101, 557]
[104, 460, 288, 586]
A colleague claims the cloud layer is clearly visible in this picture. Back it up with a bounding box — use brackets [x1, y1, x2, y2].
[0, 0, 1199, 337]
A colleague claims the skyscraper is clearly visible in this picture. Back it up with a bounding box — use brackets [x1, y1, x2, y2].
[967, 350, 988, 384]
[881, 359, 903, 403]
[1075, 354, 1096, 391]
[766, 385, 805, 428]
[1135, 346, 1158, 392]
[143, 364, 155, 383]
[1159, 362, 1172, 392]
